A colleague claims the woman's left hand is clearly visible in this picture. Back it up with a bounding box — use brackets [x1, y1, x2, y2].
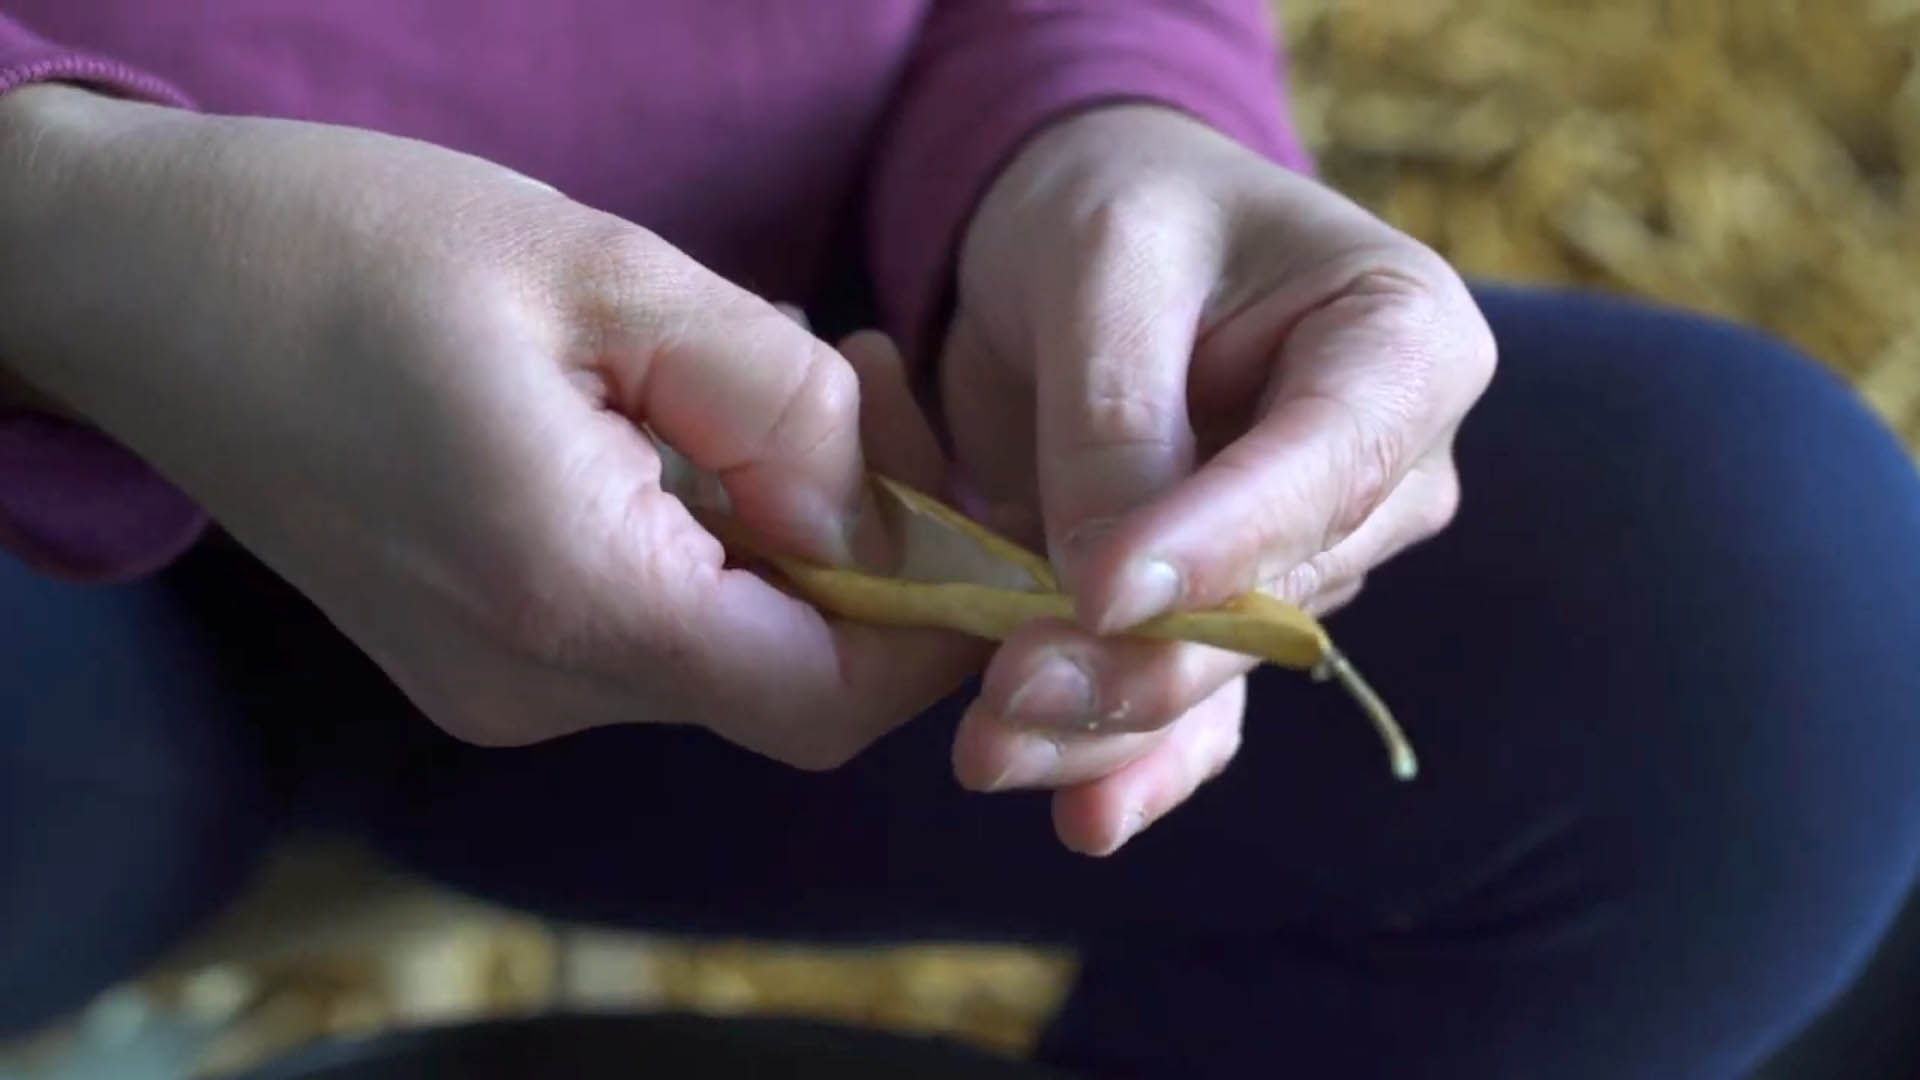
[940, 105, 1495, 855]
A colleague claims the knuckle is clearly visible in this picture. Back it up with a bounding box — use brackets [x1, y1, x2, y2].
[565, 225, 670, 344]
[795, 344, 862, 435]
[752, 331, 859, 466]
[1298, 253, 1487, 548]
[1340, 259, 1445, 336]
[1073, 383, 1183, 451]
[1072, 187, 1170, 256]
[1347, 237, 1453, 303]
[1060, 184, 1207, 316]
[572, 225, 662, 303]
[1352, 248, 1497, 404]
[1329, 400, 1407, 539]
[1335, 261, 1449, 393]
[582, 223, 672, 284]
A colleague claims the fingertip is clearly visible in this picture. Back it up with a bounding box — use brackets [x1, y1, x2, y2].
[834, 328, 897, 380]
[1051, 787, 1136, 857]
[951, 702, 1009, 792]
[1068, 486, 1268, 631]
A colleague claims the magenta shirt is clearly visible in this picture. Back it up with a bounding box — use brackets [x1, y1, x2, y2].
[0, 0, 1309, 583]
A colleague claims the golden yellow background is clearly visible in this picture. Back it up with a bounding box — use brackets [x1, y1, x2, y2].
[1281, 0, 1920, 450]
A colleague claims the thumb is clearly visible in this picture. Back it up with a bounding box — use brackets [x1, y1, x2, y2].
[1034, 218, 1213, 618]
[580, 237, 876, 567]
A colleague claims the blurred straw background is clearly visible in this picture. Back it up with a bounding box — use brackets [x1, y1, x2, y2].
[1282, 0, 1920, 450]
[5, 2, 1917, 1077]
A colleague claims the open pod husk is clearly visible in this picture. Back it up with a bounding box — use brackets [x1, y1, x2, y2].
[656, 439, 1415, 780]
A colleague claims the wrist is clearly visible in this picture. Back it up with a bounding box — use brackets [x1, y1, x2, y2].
[0, 84, 136, 262]
[0, 88, 83, 415]
[0, 85, 175, 420]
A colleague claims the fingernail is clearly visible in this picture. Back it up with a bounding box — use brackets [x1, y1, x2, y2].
[986, 733, 1064, 791]
[1096, 558, 1183, 633]
[1005, 653, 1095, 725]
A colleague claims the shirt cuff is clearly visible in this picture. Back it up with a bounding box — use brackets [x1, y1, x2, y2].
[0, 26, 192, 107]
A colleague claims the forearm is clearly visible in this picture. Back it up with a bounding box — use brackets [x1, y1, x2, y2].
[0, 83, 208, 580]
[0, 86, 59, 413]
[0, 3, 197, 411]
[0, 85, 104, 418]
[0, 83, 206, 427]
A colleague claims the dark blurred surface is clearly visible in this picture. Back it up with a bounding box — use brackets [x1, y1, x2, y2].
[1760, 881, 1920, 1078]
[238, 1013, 1073, 1080]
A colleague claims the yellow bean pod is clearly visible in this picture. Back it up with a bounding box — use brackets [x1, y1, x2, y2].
[656, 436, 1415, 780]
[772, 562, 1411, 778]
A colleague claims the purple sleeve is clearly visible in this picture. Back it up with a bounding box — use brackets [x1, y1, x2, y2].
[1, 16, 206, 583]
[867, 0, 1316, 359]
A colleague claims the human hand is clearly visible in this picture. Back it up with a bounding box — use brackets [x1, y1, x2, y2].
[0, 86, 981, 766]
[941, 105, 1495, 854]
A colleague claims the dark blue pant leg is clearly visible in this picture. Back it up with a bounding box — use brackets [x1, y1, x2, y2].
[0, 548, 275, 1034]
[1031, 286, 1920, 1077]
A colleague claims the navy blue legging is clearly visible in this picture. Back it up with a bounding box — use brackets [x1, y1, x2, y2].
[6, 286, 1920, 1078]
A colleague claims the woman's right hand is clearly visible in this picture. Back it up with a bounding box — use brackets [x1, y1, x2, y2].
[0, 85, 981, 765]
